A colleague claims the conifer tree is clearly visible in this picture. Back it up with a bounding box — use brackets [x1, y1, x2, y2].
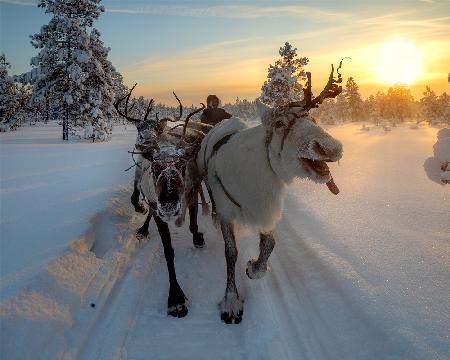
[343, 77, 364, 121]
[261, 42, 309, 107]
[24, 0, 119, 141]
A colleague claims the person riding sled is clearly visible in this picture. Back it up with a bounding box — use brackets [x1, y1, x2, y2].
[199, 95, 232, 131]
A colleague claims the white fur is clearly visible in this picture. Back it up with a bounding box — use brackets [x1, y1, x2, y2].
[197, 100, 343, 232]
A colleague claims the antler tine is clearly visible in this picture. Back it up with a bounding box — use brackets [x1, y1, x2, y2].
[288, 72, 312, 109]
[143, 98, 154, 121]
[182, 103, 206, 139]
[307, 63, 342, 110]
[173, 91, 183, 120]
[303, 72, 313, 108]
[114, 83, 142, 123]
[124, 83, 137, 117]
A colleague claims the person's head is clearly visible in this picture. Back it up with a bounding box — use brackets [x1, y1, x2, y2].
[206, 95, 220, 109]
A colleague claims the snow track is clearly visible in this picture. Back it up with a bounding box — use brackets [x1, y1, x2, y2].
[72, 194, 419, 360]
[1, 124, 449, 359]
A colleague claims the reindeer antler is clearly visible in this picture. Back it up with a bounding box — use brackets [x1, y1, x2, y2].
[173, 92, 183, 121]
[289, 58, 348, 112]
[144, 98, 154, 121]
[182, 103, 205, 139]
[114, 83, 142, 123]
[169, 91, 206, 141]
[115, 83, 159, 130]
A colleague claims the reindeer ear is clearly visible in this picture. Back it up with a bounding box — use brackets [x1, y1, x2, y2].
[256, 98, 274, 127]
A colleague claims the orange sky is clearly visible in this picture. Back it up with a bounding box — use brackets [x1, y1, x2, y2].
[2, 1, 449, 106]
[118, 4, 449, 105]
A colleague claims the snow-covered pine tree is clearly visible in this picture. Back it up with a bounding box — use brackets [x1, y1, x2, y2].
[334, 92, 348, 122]
[0, 54, 19, 131]
[343, 77, 364, 122]
[364, 95, 380, 125]
[261, 42, 309, 107]
[24, 0, 115, 141]
[110, 71, 128, 124]
[420, 86, 440, 125]
[80, 28, 117, 141]
[384, 85, 414, 123]
[310, 98, 336, 125]
[0, 54, 31, 131]
[437, 93, 450, 126]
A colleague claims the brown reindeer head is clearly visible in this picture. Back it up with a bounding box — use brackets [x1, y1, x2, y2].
[256, 61, 345, 194]
[115, 86, 205, 219]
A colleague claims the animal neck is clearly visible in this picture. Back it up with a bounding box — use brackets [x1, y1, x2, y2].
[262, 127, 296, 185]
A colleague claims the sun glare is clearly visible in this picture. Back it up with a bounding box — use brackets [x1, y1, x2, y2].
[376, 38, 423, 85]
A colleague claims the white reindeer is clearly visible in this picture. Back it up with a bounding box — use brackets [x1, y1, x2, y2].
[197, 65, 344, 323]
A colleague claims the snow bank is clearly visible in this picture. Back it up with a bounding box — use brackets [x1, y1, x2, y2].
[424, 127, 450, 184]
[1, 122, 449, 359]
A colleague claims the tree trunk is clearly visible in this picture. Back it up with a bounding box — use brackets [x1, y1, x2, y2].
[45, 98, 49, 124]
[63, 104, 68, 141]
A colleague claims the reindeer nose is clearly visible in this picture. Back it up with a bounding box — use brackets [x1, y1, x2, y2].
[313, 138, 343, 161]
[312, 141, 327, 156]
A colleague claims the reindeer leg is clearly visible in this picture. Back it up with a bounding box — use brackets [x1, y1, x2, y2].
[219, 221, 243, 324]
[131, 165, 147, 214]
[136, 210, 153, 240]
[154, 215, 188, 318]
[189, 188, 205, 248]
[199, 185, 210, 215]
[246, 231, 275, 279]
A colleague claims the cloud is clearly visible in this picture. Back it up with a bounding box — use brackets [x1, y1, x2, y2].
[0, 0, 37, 6]
[104, 3, 349, 21]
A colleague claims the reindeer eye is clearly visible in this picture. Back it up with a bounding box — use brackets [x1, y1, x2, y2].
[274, 120, 285, 128]
[152, 163, 162, 174]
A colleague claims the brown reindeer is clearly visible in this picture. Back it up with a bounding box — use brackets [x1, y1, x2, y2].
[114, 87, 206, 317]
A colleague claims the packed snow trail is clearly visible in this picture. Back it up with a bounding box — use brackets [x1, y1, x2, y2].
[1, 123, 449, 359]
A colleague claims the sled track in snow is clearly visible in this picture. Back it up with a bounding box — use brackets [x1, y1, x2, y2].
[1, 189, 430, 360]
[75, 193, 417, 360]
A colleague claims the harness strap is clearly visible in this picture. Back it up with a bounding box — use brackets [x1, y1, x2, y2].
[204, 131, 242, 209]
[265, 129, 276, 174]
[216, 175, 241, 208]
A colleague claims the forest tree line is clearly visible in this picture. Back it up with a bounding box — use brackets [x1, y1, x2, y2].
[1, 1, 448, 140]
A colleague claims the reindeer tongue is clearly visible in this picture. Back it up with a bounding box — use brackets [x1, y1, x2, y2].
[326, 177, 340, 195]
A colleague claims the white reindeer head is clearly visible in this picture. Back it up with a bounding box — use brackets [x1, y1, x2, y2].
[256, 63, 344, 193]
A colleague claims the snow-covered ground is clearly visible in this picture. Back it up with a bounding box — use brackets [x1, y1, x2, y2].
[1, 122, 449, 360]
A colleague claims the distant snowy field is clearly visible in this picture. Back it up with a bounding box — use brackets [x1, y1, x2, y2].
[1, 122, 449, 360]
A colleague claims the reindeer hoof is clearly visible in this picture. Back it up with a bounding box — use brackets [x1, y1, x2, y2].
[168, 286, 188, 318]
[219, 293, 243, 324]
[134, 202, 147, 214]
[168, 303, 188, 318]
[136, 228, 149, 240]
[221, 309, 243, 324]
[246, 259, 267, 279]
[193, 233, 205, 248]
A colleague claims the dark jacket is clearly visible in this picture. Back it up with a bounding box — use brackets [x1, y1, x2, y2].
[200, 108, 232, 126]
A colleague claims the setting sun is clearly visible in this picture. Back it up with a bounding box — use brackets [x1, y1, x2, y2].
[376, 38, 423, 85]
